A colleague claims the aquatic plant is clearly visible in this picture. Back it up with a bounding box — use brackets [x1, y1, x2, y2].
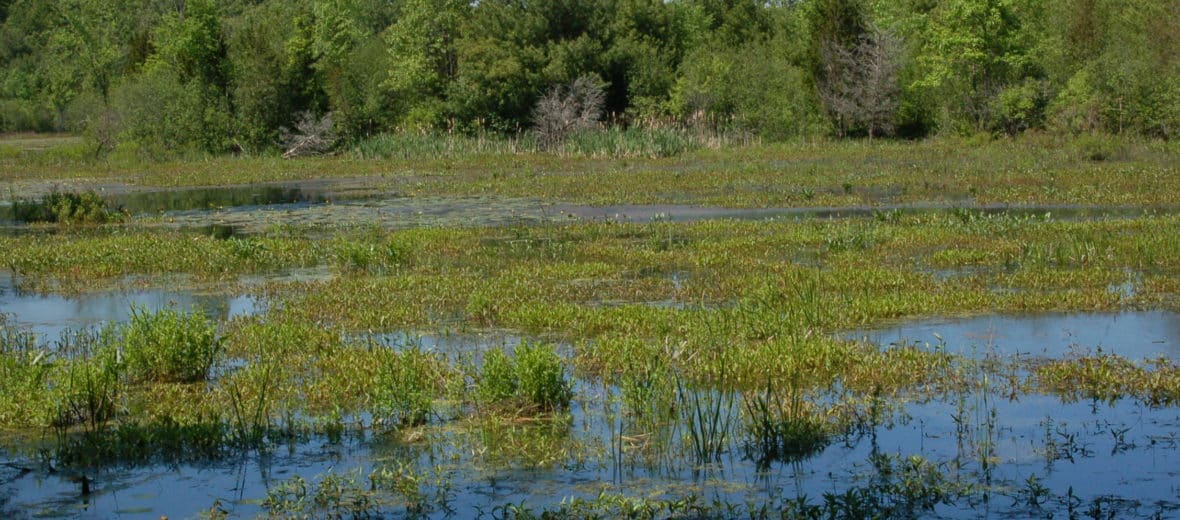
[740, 379, 833, 467]
[0, 318, 52, 427]
[120, 306, 220, 384]
[1034, 354, 1180, 406]
[477, 343, 572, 414]
[221, 361, 280, 443]
[9, 190, 123, 224]
[372, 346, 450, 428]
[677, 376, 735, 465]
[51, 350, 121, 432]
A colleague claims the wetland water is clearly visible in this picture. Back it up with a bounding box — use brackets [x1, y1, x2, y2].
[4, 185, 1180, 517]
[5, 179, 1176, 233]
[3, 283, 1180, 518]
[147, 198, 1180, 235]
[0, 272, 262, 343]
[6, 385, 1178, 519]
[850, 311, 1180, 360]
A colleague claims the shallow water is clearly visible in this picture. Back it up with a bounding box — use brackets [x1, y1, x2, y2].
[149, 197, 1180, 235]
[0, 271, 262, 343]
[4, 286, 1180, 517]
[552, 202, 1176, 223]
[849, 311, 1180, 360]
[4, 376, 1178, 519]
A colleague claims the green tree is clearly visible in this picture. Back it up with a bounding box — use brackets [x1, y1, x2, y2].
[912, 0, 1038, 132]
[385, 0, 468, 128]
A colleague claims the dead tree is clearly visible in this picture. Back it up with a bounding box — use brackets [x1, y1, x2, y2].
[281, 112, 335, 159]
[534, 75, 605, 150]
[818, 28, 902, 139]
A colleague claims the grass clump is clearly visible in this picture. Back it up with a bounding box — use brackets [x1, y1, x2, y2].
[477, 343, 572, 414]
[1034, 354, 1180, 406]
[121, 306, 220, 384]
[51, 333, 123, 431]
[372, 346, 452, 428]
[0, 318, 53, 427]
[741, 380, 833, 466]
[10, 190, 124, 224]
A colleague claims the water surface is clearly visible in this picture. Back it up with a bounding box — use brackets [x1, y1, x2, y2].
[849, 311, 1180, 360]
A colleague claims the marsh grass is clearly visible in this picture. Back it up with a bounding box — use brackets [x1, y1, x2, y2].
[740, 378, 833, 467]
[221, 361, 280, 443]
[1034, 355, 1180, 406]
[372, 345, 452, 428]
[4, 177, 1180, 517]
[0, 317, 51, 426]
[677, 376, 735, 466]
[121, 305, 220, 384]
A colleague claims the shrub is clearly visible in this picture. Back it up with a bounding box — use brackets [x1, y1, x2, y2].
[121, 306, 220, 384]
[534, 75, 605, 150]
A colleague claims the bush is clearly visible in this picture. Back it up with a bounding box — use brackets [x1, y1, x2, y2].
[121, 306, 220, 384]
[534, 75, 606, 150]
[1072, 133, 1128, 162]
[476, 348, 518, 403]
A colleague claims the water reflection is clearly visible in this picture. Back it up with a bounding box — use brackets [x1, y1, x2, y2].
[0, 271, 260, 343]
[849, 311, 1180, 360]
[109, 186, 330, 214]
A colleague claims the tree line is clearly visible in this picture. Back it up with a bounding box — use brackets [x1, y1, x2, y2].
[0, 0, 1175, 156]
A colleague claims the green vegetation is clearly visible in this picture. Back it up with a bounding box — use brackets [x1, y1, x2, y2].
[9, 190, 123, 224]
[0, 97, 1178, 517]
[477, 343, 573, 414]
[0, 0, 1174, 158]
[121, 306, 220, 383]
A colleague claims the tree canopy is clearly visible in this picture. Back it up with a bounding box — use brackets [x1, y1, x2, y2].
[0, 0, 1174, 154]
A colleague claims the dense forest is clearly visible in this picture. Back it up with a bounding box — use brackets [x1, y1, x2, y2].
[0, 0, 1175, 156]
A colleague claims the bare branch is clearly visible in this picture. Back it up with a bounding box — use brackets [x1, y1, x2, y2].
[534, 75, 605, 150]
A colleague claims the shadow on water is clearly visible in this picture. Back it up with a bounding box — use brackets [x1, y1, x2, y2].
[848, 311, 1180, 360]
[108, 185, 332, 214]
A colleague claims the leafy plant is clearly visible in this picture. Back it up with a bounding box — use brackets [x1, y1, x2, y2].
[477, 343, 572, 414]
[120, 306, 220, 384]
[373, 346, 448, 428]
